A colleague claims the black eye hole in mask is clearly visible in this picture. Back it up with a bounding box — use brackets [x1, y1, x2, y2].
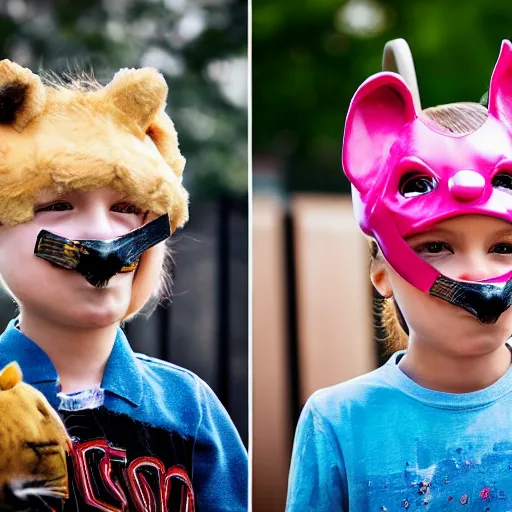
[429, 275, 512, 325]
[34, 214, 170, 288]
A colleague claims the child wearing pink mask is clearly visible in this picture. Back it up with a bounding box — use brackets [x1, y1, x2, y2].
[286, 40, 512, 510]
[0, 60, 247, 511]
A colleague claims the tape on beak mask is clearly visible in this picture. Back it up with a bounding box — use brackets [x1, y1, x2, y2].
[34, 214, 170, 288]
[429, 275, 512, 325]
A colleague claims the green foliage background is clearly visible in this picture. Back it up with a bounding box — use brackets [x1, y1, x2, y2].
[253, 0, 512, 194]
[0, 0, 247, 199]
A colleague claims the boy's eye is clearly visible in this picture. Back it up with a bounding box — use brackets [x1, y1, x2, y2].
[424, 242, 446, 253]
[418, 242, 452, 254]
[110, 202, 142, 215]
[491, 243, 512, 254]
[35, 202, 72, 213]
[400, 173, 437, 198]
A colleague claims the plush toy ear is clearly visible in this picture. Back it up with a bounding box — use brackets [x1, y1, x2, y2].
[488, 40, 512, 122]
[103, 67, 168, 138]
[0, 60, 46, 132]
[0, 362, 22, 390]
[342, 72, 417, 194]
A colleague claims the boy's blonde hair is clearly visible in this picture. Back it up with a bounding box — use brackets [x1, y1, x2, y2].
[371, 101, 488, 353]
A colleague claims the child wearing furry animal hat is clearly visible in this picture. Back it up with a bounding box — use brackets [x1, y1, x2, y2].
[0, 59, 247, 511]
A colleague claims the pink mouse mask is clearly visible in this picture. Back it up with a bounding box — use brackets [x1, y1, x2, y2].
[342, 40, 512, 325]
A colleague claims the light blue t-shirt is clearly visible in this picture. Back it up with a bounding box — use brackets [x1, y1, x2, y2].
[286, 349, 512, 511]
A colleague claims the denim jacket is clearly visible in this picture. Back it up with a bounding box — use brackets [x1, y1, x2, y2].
[0, 318, 248, 512]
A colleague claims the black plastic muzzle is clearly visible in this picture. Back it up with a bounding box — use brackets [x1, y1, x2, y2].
[34, 214, 170, 288]
[429, 275, 512, 325]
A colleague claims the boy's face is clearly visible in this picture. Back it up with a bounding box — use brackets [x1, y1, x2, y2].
[0, 188, 148, 328]
[372, 215, 512, 355]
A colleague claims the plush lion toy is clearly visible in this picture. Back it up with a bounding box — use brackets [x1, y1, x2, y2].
[0, 362, 69, 511]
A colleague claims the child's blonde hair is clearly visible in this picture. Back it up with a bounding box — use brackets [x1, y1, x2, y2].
[370, 101, 488, 353]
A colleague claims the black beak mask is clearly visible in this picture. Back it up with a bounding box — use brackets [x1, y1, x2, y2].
[429, 275, 512, 325]
[394, 275, 512, 336]
[34, 214, 170, 288]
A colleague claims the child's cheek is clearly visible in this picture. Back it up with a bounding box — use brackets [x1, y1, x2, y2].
[0, 222, 62, 291]
[0, 223, 36, 264]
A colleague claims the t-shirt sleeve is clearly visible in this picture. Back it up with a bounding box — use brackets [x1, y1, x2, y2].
[286, 395, 346, 512]
[192, 377, 248, 511]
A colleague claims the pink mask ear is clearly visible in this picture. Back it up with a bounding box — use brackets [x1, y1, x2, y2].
[488, 40, 512, 122]
[342, 72, 417, 194]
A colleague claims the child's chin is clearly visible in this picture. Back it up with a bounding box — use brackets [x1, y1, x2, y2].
[59, 300, 129, 328]
[450, 333, 508, 356]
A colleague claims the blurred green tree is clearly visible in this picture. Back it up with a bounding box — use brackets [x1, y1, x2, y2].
[253, 0, 512, 194]
[0, 0, 247, 199]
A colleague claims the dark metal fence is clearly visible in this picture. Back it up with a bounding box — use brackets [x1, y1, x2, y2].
[124, 196, 248, 446]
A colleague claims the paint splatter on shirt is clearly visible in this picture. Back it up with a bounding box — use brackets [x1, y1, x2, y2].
[286, 349, 512, 511]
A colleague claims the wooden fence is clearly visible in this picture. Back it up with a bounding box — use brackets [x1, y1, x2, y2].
[253, 193, 377, 512]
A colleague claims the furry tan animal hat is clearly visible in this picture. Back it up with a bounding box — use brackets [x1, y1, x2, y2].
[0, 60, 189, 319]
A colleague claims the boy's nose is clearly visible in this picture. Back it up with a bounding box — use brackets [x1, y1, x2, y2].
[457, 261, 492, 282]
[448, 170, 485, 202]
[74, 206, 116, 240]
[458, 272, 485, 282]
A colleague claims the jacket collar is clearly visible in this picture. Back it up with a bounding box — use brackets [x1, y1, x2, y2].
[0, 318, 143, 407]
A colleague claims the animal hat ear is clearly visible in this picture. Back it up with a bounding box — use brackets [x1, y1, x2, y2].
[0, 60, 46, 132]
[0, 362, 22, 390]
[342, 72, 417, 194]
[382, 39, 422, 111]
[103, 67, 168, 138]
[488, 40, 512, 122]
[146, 110, 186, 178]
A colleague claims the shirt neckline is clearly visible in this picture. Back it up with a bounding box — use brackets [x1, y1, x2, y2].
[0, 317, 143, 407]
[383, 346, 512, 410]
